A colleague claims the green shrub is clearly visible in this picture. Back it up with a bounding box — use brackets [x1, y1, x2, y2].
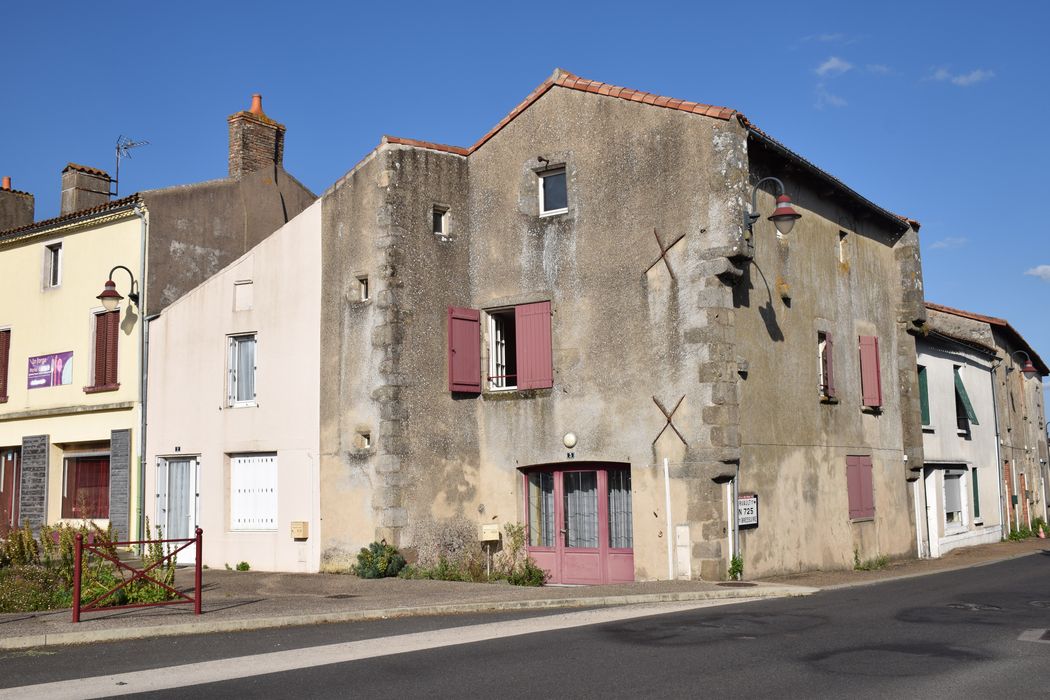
[728, 555, 743, 581]
[236, 561, 251, 572]
[0, 521, 40, 568]
[506, 558, 547, 587]
[352, 541, 406, 578]
[1008, 527, 1033, 541]
[0, 566, 69, 613]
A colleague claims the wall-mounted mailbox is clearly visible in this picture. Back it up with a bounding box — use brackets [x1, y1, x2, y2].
[480, 523, 501, 542]
[291, 521, 309, 540]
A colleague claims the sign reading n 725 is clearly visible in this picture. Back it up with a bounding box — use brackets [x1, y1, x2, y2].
[737, 494, 758, 528]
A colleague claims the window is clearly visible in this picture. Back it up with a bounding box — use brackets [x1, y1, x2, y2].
[227, 334, 257, 406]
[838, 231, 848, 264]
[818, 331, 836, 399]
[46, 243, 62, 287]
[0, 329, 9, 403]
[943, 468, 966, 529]
[85, 310, 119, 393]
[528, 471, 555, 547]
[918, 365, 931, 427]
[539, 168, 567, 216]
[357, 276, 370, 302]
[858, 335, 882, 408]
[229, 453, 277, 531]
[447, 302, 553, 393]
[432, 205, 449, 237]
[62, 456, 109, 519]
[953, 366, 978, 436]
[971, 467, 981, 520]
[608, 469, 633, 549]
[846, 455, 874, 520]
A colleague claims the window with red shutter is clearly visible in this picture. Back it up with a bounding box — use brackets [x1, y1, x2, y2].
[0, 329, 10, 402]
[514, 301, 553, 390]
[448, 306, 481, 393]
[858, 335, 882, 408]
[85, 311, 119, 393]
[846, 455, 875, 520]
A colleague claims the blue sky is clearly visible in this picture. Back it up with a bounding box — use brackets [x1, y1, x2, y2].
[3, 0, 1049, 407]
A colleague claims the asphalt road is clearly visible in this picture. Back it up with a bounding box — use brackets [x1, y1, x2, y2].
[3, 552, 1049, 699]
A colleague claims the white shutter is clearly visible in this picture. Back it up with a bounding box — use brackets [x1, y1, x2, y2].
[230, 454, 277, 531]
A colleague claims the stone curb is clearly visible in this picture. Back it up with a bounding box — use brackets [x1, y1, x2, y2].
[0, 584, 815, 651]
[810, 549, 1045, 591]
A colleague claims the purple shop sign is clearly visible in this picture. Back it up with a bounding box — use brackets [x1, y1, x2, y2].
[27, 351, 74, 389]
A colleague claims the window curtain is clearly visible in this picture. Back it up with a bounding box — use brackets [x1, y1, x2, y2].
[528, 472, 554, 547]
[64, 458, 110, 519]
[563, 471, 598, 548]
[607, 469, 633, 549]
[236, 337, 255, 402]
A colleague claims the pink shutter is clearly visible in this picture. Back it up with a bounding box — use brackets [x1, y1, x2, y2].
[448, 306, 481, 393]
[859, 335, 882, 407]
[514, 301, 553, 389]
[846, 457, 862, 519]
[824, 333, 836, 399]
[859, 456, 874, 518]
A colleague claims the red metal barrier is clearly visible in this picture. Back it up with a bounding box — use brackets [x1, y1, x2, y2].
[72, 527, 203, 623]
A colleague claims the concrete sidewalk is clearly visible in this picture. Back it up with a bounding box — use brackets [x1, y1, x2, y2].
[0, 572, 813, 650]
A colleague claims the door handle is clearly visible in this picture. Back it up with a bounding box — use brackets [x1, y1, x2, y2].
[559, 529, 567, 534]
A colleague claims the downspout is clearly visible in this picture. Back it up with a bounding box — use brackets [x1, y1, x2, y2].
[990, 360, 1006, 539]
[663, 458, 673, 580]
[134, 203, 148, 541]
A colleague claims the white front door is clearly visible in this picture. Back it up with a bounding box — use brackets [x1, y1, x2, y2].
[158, 457, 198, 564]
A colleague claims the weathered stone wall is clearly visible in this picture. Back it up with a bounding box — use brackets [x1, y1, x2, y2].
[18, 434, 48, 531]
[109, 428, 131, 540]
[0, 188, 34, 231]
[228, 113, 286, 180]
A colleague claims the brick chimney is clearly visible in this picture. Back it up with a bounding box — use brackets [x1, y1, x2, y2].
[61, 163, 112, 215]
[0, 176, 35, 231]
[227, 93, 286, 179]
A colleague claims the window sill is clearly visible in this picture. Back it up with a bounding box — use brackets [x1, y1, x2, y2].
[861, 406, 883, 415]
[922, 426, 935, 433]
[482, 387, 553, 401]
[0, 396, 7, 403]
[227, 402, 258, 409]
[539, 208, 568, 218]
[820, 396, 839, 405]
[849, 516, 875, 523]
[84, 384, 120, 394]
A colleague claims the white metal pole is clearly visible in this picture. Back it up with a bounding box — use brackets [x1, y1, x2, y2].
[663, 458, 673, 581]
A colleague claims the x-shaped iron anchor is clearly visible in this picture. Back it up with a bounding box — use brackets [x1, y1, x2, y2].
[645, 228, 688, 280]
[652, 395, 687, 446]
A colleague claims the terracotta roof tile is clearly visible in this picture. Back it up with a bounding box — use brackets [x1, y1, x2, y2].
[63, 162, 111, 178]
[381, 135, 468, 156]
[0, 194, 140, 240]
[925, 301, 1048, 374]
[0, 187, 32, 197]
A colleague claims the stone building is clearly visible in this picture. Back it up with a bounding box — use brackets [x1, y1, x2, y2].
[0, 95, 315, 542]
[921, 303, 1049, 537]
[315, 69, 927, 580]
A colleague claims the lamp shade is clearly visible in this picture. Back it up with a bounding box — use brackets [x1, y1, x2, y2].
[1021, 358, 1039, 379]
[768, 194, 802, 235]
[97, 280, 123, 312]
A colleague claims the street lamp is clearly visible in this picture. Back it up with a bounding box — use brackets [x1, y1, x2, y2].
[96, 265, 139, 311]
[1009, 350, 1040, 380]
[743, 176, 803, 242]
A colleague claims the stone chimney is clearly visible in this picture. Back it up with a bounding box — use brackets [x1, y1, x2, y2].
[0, 176, 35, 231]
[227, 93, 286, 179]
[60, 163, 112, 215]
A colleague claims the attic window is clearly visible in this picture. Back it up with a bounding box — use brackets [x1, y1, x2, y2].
[539, 168, 567, 216]
[46, 243, 62, 288]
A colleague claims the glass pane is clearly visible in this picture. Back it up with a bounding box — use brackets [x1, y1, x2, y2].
[542, 171, 567, 212]
[65, 457, 110, 519]
[236, 337, 255, 402]
[433, 210, 444, 234]
[563, 471, 598, 548]
[607, 469, 633, 549]
[528, 472, 554, 547]
[167, 460, 192, 540]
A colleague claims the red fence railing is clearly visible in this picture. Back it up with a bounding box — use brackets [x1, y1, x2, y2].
[72, 527, 203, 623]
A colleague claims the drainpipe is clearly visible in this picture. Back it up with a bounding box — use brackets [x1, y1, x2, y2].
[663, 458, 673, 580]
[989, 360, 1006, 539]
[134, 203, 149, 542]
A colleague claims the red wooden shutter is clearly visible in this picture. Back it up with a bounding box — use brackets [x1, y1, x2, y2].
[514, 301, 553, 390]
[859, 456, 875, 519]
[858, 335, 882, 407]
[93, 313, 107, 388]
[448, 306, 481, 393]
[0, 329, 10, 400]
[104, 310, 120, 386]
[823, 332, 836, 398]
[846, 456, 862, 519]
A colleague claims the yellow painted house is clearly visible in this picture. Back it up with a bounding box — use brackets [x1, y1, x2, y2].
[0, 94, 315, 540]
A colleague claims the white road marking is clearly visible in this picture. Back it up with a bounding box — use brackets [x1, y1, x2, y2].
[0, 599, 750, 699]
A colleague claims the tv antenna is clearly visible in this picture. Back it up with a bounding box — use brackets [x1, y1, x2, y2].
[112, 135, 150, 197]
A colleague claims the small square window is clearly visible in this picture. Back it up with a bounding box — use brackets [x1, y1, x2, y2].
[46, 243, 62, 287]
[355, 431, 371, 450]
[432, 206, 450, 237]
[539, 168, 567, 216]
[357, 276, 370, 302]
[228, 334, 257, 407]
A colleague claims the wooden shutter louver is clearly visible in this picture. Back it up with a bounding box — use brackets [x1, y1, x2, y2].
[93, 313, 107, 388]
[822, 332, 836, 398]
[953, 367, 979, 425]
[104, 310, 119, 386]
[448, 306, 481, 393]
[88, 311, 119, 391]
[515, 301, 553, 390]
[847, 455, 875, 520]
[859, 335, 882, 408]
[0, 329, 10, 400]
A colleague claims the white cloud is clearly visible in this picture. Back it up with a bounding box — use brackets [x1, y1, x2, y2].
[816, 56, 853, 77]
[931, 67, 995, 86]
[1025, 264, 1050, 282]
[815, 84, 848, 109]
[866, 64, 890, 75]
[929, 236, 969, 250]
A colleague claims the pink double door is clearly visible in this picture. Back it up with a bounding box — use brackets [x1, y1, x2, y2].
[524, 464, 634, 585]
